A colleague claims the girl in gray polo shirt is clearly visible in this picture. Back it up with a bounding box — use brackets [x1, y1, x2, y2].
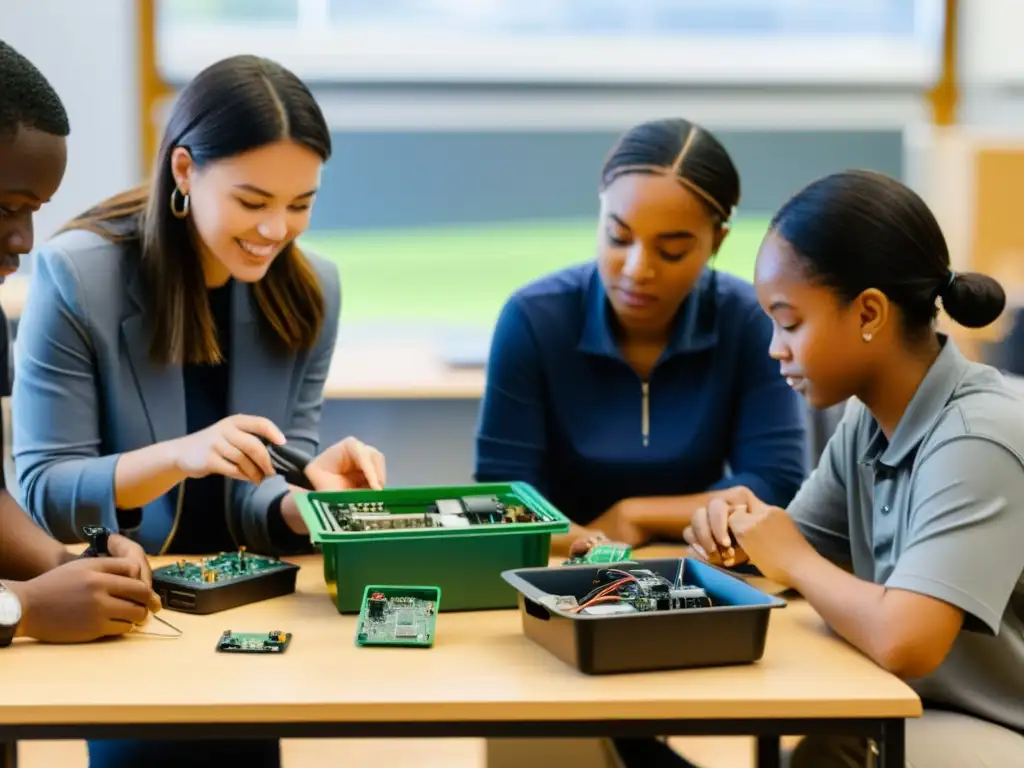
[685, 170, 1024, 766]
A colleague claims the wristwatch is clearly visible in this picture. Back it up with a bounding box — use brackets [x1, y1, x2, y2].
[0, 583, 22, 647]
[79, 525, 113, 558]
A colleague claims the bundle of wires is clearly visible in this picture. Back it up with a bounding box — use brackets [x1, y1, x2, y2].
[571, 568, 639, 613]
[570, 565, 712, 614]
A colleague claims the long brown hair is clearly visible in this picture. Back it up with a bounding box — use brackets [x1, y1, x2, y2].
[59, 55, 331, 366]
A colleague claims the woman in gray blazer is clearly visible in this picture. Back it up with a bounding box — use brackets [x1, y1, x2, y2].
[10, 54, 383, 767]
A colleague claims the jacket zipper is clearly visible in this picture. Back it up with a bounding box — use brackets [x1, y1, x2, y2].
[641, 381, 650, 447]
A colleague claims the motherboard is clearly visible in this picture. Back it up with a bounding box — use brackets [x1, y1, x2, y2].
[355, 588, 439, 647]
[310, 494, 539, 533]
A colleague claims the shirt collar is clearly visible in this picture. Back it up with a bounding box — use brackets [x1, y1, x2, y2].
[576, 267, 719, 362]
[861, 335, 969, 467]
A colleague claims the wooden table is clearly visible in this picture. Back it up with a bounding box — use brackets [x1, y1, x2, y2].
[0, 546, 919, 768]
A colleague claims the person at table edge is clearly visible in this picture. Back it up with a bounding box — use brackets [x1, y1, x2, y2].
[0, 40, 160, 645]
[687, 170, 1024, 765]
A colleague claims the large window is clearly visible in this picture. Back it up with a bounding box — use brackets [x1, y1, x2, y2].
[158, 0, 942, 85]
[152, 1, 934, 332]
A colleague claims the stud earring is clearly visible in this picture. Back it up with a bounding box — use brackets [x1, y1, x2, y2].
[862, 332, 873, 342]
[170, 186, 190, 219]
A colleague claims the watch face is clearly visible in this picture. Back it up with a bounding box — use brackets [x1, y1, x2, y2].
[0, 590, 21, 627]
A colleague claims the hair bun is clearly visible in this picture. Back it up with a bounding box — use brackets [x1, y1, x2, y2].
[942, 270, 1007, 329]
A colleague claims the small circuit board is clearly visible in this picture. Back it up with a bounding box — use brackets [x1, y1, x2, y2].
[355, 586, 440, 648]
[152, 547, 300, 615]
[216, 630, 292, 654]
[563, 542, 634, 566]
[311, 494, 540, 533]
[558, 567, 713, 616]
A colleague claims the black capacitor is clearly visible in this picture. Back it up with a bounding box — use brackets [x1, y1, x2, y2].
[368, 597, 385, 619]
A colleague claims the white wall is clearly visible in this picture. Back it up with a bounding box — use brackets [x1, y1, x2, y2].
[2, 0, 140, 243]
[959, 0, 1024, 128]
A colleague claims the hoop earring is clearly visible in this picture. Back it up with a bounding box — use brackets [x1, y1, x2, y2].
[170, 187, 190, 219]
[862, 332, 873, 342]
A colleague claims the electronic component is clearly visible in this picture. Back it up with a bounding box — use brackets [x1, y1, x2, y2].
[355, 586, 440, 648]
[152, 547, 300, 615]
[581, 602, 638, 616]
[312, 494, 539, 533]
[669, 585, 714, 609]
[555, 567, 712, 615]
[563, 541, 634, 566]
[216, 630, 292, 654]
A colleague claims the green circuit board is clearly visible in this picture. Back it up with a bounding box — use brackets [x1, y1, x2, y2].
[311, 495, 540, 533]
[355, 587, 440, 648]
[154, 548, 289, 586]
[563, 542, 635, 566]
[216, 630, 292, 654]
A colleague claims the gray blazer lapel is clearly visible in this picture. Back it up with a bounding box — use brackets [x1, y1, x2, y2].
[228, 280, 294, 424]
[120, 269, 187, 444]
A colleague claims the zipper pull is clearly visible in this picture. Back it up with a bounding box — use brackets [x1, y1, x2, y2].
[641, 381, 650, 447]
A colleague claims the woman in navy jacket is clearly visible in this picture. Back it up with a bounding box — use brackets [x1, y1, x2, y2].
[474, 118, 808, 555]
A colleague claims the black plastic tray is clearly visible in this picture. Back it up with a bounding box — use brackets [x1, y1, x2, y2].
[501, 557, 786, 675]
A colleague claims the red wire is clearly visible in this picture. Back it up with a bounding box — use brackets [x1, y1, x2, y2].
[573, 576, 635, 612]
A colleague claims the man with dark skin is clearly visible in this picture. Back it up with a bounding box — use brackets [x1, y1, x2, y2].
[0, 39, 160, 644]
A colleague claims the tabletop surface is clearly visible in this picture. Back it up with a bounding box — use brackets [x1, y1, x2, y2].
[1, 545, 921, 727]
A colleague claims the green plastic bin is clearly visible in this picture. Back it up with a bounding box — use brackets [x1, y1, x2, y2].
[295, 482, 571, 613]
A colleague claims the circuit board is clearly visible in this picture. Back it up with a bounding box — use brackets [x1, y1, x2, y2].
[311, 494, 540, 533]
[563, 542, 634, 566]
[216, 630, 292, 654]
[152, 547, 300, 615]
[154, 548, 290, 586]
[355, 587, 439, 647]
[563, 567, 713, 616]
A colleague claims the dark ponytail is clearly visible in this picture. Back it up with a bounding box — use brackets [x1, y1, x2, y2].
[770, 169, 1006, 336]
[941, 271, 1007, 329]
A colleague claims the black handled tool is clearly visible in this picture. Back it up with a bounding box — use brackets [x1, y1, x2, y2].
[262, 439, 315, 490]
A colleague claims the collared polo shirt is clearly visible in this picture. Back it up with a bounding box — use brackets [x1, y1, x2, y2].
[789, 336, 1024, 734]
[474, 262, 808, 526]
